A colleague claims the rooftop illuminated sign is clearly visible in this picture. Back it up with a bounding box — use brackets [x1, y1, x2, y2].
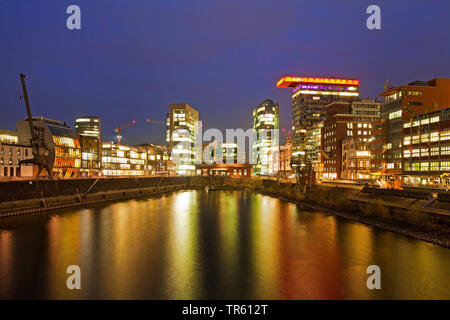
[276, 76, 360, 88]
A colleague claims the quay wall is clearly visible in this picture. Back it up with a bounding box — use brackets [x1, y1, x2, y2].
[0, 177, 189, 217]
[0, 176, 189, 203]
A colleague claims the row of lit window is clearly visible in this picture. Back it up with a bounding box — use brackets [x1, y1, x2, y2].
[404, 146, 450, 157]
[347, 160, 371, 169]
[0, 134, 18, 144]
[0, 158, 17, 165]
[388, 110, 402, 120]
[404, 131, 450, 145]
[404, 162, 450, 171]
[101, 170, 145, 176]
[53, 137, 79, 148]
[54, 157, 81, 168]
[347, 123, 373, 129]
[55, 146, 81, 158]
[403, 116, 440, 128]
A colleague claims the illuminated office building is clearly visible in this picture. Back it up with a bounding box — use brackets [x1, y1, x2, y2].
[138, 143, 175, 176]
[252, 99, 279, 175]
[277, 76, 359, 170]
[321, 100, 380, 180]
[75, 116, 101, 176]
[305, 123, 323, 174]
[101, 142, 145, 176]
[375, 78, 450, 187]
[166, 103, 199, 175]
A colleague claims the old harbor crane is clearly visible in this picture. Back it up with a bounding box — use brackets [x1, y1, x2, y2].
[19, 73, 53, 179]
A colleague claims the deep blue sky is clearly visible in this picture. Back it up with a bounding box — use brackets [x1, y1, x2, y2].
[1, 0, 449, 145]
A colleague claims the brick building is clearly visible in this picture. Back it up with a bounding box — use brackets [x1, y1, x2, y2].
[322, 99, 380, 180]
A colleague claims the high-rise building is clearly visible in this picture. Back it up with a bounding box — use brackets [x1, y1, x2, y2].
[277, 76, 359, 171]
[166, 103, 199, 175]
[374, 78, 450, 187]
[252, 99, 279, 175]
[75, 116, 101, 176]
[321, 99, 380, 180]
[17, 117, 81, 177]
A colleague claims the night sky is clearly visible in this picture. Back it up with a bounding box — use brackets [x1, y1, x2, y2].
[1, 0, 449, 145]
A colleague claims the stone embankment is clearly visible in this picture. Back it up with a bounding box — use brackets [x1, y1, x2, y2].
[0, 177, 189, 217]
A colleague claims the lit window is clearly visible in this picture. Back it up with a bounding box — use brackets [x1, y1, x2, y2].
[388, 110, 402, 120]
[430, 116, 439, 123]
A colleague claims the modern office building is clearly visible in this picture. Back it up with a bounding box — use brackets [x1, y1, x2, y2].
[166, 103, 199, 175]
[0, 129, 33, 178]
[374, 78, 450, 187]
[277, 76, 359, 171]
[101, 142, 145, 176]
[75, 116, 101, 176]
[402, 108, 450, 187]
[321, 99, 380, 180]
[17, 117, 81, 177]
[139, 143, 174, 176]
[305, 123, 323, 174]
[252, 99, 279, 175]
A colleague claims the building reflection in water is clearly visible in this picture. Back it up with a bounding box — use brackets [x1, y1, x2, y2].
[0, 190, 449, 299]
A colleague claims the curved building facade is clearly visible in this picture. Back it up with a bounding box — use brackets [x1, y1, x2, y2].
[252, 99, 279, 175]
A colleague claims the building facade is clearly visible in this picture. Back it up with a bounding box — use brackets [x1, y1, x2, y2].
[0, 129, 33, 178]
[75, 116, 101, 176]
[196, 141, 252, 177]
[375, 78, 450, 187]
[321, 99, 380, 180]
[252, 99, 279, 175]
[17, 117, 81, 177]
[277, 76, 359, 171]
[139, 143, 175, 176]
[166, 103, 199, 175]
[402, 108, 450, 188]
[341, 138, 372, 180]
[101, 142, 145, 176]
[305, 123, 323, 174]
[279, 136, 292, 177]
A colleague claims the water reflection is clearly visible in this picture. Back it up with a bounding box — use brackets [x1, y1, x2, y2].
[0, 190, 449, 299]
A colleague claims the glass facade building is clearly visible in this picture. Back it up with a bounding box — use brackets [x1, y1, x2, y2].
[166, 103, 199, 175]
[75, 116, 101, 176]
[277, 76, 359, 171]
[252, 99, 279, 175]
